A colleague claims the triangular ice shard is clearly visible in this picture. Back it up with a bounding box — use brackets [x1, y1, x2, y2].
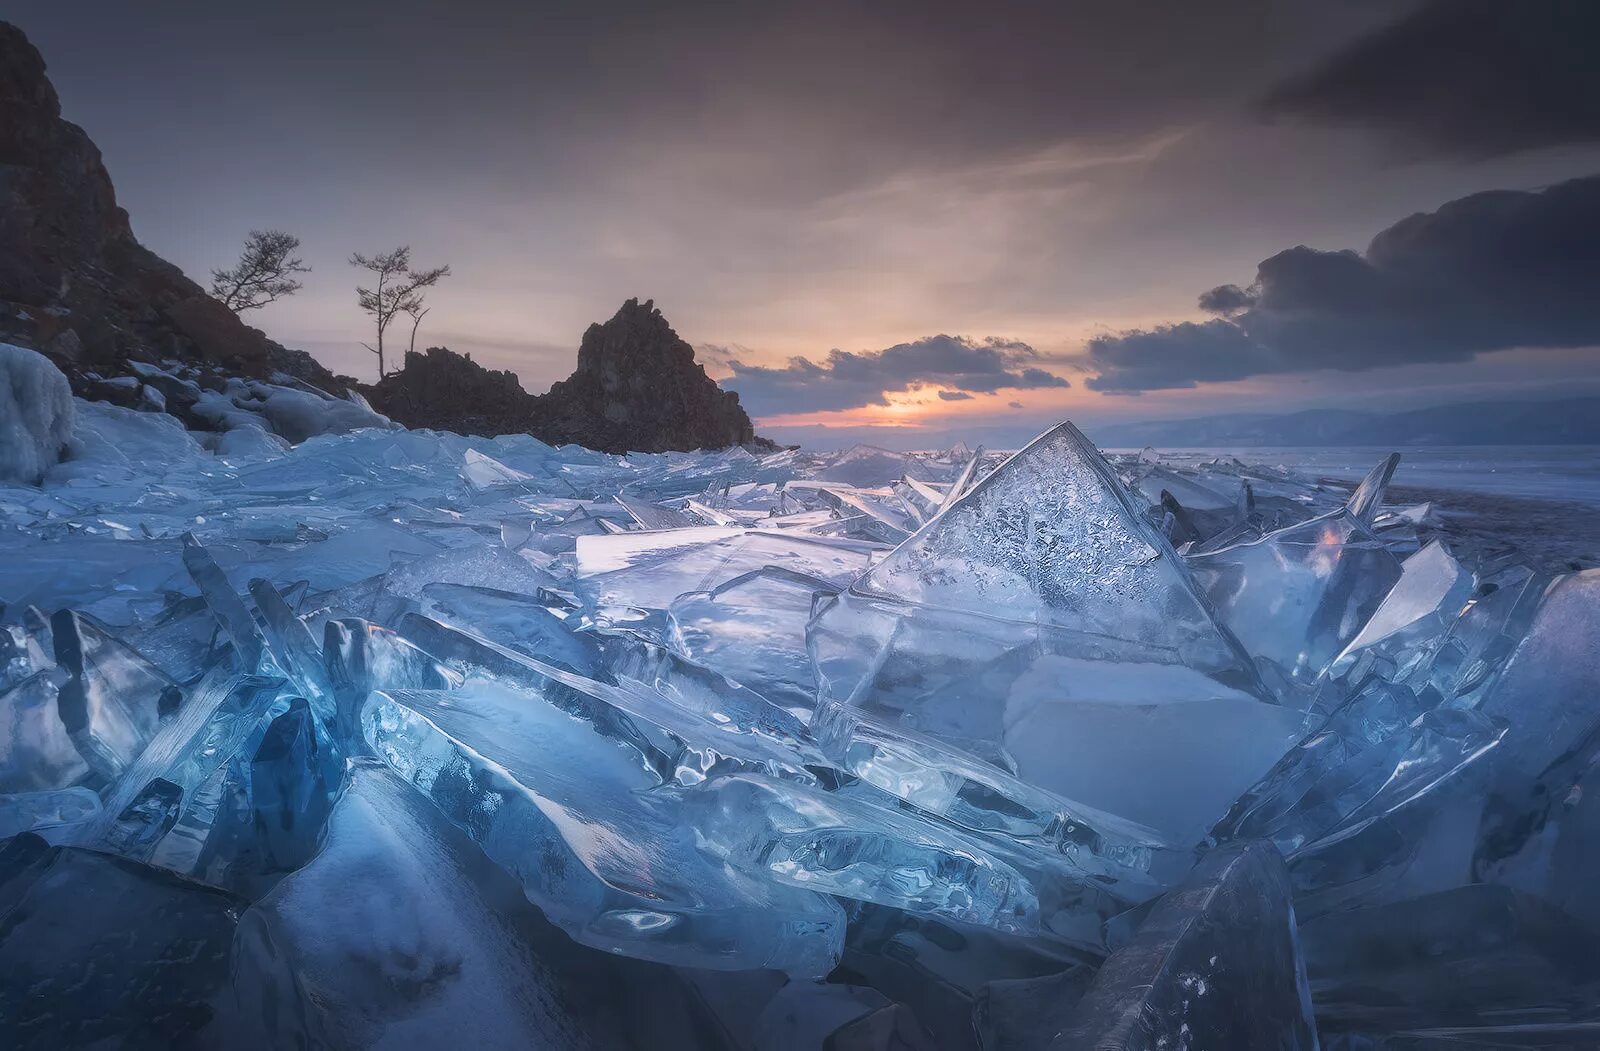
[850, 422, 1252, 672]
[809, 423, 1282, 855]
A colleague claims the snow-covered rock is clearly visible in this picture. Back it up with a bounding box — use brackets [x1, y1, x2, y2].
[0, 343, 75, 484]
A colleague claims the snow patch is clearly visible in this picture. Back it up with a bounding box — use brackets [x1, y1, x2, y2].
[0, 343, 75, 484]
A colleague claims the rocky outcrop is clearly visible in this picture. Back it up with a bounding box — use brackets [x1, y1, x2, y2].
[0, 22, 339, 391]
[366, 303, 769, 452]
[367, 346, 535, 436]
[529, 299, 758, 453]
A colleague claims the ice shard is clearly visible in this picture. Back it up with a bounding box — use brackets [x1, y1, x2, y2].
[197, 696, 344, 894]
[50, 609, 179, 780]
[396, 611, 818, 782]
[579, 529, 876, 618]
[1329, 540, 1473, 676]
[0, 785, 100, 841]
[0, 671, 88, 792]
[235, 759, 720, 1050]
[670, 568, 838, 722]
[1054, 841, 1318, 1050]
[684, 771, 1133, 951]
[416, 582, 604, 675]
[181, 532, 266, 671]
[1188, 455, 1405, 694]
[323, 617, 463, 744]
[809, 422, 1287, 851]
[1471, 571, 1600, 789]
[363, 682, 846, 975]
[248, 577, 335, 714]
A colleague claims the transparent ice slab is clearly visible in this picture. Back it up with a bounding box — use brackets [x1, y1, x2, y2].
[235, 759, 715, 1050]
[683, 771, 1135, 951]
[669, 567, 838, 723]
[51, 608, 180, 781]
[363, 681, 846, 975]
[0, 671, 88, 792]
[844, 423, 1254, 672]
[578, 529, 876, 618]
[1056, 841, 1318, 1050]
[1188, 455, 1405, 694]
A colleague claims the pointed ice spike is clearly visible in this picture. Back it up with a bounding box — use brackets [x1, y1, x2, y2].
[1057, 841, 1318, 1050]
[363, 683, 846, 976]
[181, 533, 265, 672]
[1347, 451, 1400, 524]
[934, 444, 983, 516]
[1329, 540, 1472, 674]
[51, 609, 179, 780]
[248, 579, 334, 715]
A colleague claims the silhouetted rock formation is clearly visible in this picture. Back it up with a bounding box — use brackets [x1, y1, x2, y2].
[366, 304, 768, 452]
[0, 21, 339, 391]
[529, 299, 759, 453]
[367, 346, 534, 436]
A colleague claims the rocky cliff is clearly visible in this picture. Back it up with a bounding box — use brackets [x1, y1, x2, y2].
[527, 299, 759, 453]
[0, 22, 341, 394]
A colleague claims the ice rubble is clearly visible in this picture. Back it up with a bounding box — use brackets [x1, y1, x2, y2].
[1, 412, 1597, 1049]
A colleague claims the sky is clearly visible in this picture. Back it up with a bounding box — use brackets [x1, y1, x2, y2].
[11, 0, 1600, 448]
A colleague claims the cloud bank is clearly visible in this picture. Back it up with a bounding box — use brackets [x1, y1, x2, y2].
[1087, 174, 1600, 392]
[1263, 0, 1600, 159]
[726, 334, 1068, 416]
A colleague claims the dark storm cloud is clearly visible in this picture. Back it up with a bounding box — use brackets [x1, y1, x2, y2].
[937, 390, 974, 402]
[1264, 0, 1600, 158]
[726, 335, 1068, 416]
[1088, 174, 1600, 392]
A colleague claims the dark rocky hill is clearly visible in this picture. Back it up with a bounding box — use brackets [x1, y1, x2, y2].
[0, 22, 342, 395]
[528, 299, 759, 453]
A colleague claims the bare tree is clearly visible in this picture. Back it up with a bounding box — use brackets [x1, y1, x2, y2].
[210, 230, 310, 312]
[349, 246, 450, 378]
[404, 303, 430, 357]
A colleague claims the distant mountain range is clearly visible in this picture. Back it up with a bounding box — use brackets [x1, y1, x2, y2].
[1090, 397, 1600, 448]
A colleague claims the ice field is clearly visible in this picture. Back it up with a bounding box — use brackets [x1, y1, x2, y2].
[3, 376, 1599, 1048]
